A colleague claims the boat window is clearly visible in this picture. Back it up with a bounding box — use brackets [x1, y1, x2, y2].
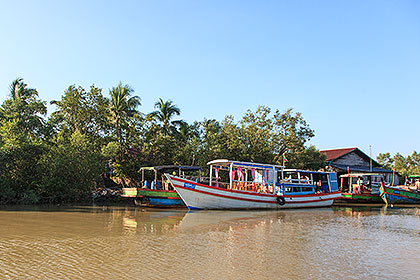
[283, 172, 299, 183]
[302, 186, 314, 192]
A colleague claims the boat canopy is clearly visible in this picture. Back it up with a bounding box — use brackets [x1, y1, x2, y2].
[139, 165, 202, 190]
[284, 169, 331, 175]
[408, 175, 420, 179]
[139, 165, 202, 172]
[340, 173, 383, 178]
[207, 159, 284, 170]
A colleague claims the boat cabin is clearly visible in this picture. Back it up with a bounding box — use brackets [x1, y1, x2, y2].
[339, 173, 384, 194]
[404, 175, 420, 191]
[140, 165, 202, 191]
[207, 160, 338, 195]
[405, 175, 420, 186]
[281, 169, 338, 195]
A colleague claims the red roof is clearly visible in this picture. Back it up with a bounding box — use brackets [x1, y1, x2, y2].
[320, 148, 357, 161]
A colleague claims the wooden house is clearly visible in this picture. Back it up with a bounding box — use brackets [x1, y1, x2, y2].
[320, 147, 399, 185]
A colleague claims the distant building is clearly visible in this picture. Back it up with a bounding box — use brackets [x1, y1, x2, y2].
[320, 147, 399, 185]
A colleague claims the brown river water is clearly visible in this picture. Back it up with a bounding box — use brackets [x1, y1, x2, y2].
[0, 205, 419, 279]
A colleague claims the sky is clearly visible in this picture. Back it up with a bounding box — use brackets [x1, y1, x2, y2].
[1, 0, 419, 158]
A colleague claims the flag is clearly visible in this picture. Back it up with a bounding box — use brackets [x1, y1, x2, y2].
[283, 153, 288, 162]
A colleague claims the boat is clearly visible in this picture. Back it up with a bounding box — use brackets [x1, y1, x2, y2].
[380, 175, 420, 205]
[334, 173, 384, 204]
[122, 165, 202, 207]
[165, 159, 341, 210]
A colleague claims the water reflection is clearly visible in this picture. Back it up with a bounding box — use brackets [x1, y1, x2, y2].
[122, 209, 188, 233]
[0, 206, 420, 279]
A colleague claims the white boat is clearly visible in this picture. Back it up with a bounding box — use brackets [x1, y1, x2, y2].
[165, 159, 341, 210]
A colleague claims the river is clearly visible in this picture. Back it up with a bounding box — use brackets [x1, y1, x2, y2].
[0, 205, 419, 279]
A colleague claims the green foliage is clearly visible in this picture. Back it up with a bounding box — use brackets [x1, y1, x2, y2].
[102, 141, 120, 160]
[0, 78, 47, 204]
[40, 131, 105, 203]
[0, 77, 338, 205]
[377, 153, 394, 169]
[108, 82, 141, 145]
[148, 98, 183, 136]
[376, 151, 420, 180]
[50, 85, 111, 145]
[0, 143, 46, 204]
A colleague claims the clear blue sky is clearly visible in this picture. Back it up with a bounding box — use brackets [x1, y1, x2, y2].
[1, 0, 419, 157]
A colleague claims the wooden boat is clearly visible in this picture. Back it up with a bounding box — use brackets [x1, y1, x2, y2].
[166, 159, 341, 210]
[122, 165, 202, 207]
[335, 173, 384, 204]
[380, 175, 420, 205]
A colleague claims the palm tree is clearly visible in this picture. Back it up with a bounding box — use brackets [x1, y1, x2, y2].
[148, 98, 183, 135]
[108, 82, 141, 143]
[9, 77, 38, 102]
[7, 78, 46, 136]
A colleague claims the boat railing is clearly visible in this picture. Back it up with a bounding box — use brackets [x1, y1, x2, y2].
[280, 178, 313, 184]
[211, 179, 275, 193]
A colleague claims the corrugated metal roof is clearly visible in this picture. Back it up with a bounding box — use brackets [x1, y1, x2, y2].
[320, 148, 357, 161]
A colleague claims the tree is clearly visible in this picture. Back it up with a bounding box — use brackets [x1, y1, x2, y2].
[377, 153, 394, 169]
[148, 98, 183, 135]
[108, 82, 141, 144]
[239, 106, 274, 162]
[50, 85, 110, 142]
[1, 78, 47, 143]
[0, 78, 48, 204]
[40, 131, 105, 203]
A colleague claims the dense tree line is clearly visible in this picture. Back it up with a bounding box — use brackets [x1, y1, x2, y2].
[377, 152, 420, 179]
[0, 78, 327, 204]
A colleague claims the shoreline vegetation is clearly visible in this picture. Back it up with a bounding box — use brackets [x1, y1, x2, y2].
[1, 78, 419, 205]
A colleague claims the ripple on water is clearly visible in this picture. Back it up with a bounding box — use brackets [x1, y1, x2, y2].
[0, 206, 420, 279]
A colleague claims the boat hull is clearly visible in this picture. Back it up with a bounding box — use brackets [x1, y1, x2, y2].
[167, 175, 341, 210]
[334, 193, 383, 204]
[123, 188, 185, 207]
[380, 185, 420, 205]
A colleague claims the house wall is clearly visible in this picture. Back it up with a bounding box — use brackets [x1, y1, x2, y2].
[385, 173, 400, 185]
[330, 151, 400, 185]
[333, 152, 371, 167]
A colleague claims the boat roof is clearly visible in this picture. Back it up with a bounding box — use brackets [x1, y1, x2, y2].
[139, 165, 202, 172]
[283, 169, 331, 175]
[207, 159, 284, 170]
[340, 173, 384, 178]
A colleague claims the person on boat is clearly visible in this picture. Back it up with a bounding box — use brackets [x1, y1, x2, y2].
[415, 179, 420, 191]
[356, 177, 363, 194]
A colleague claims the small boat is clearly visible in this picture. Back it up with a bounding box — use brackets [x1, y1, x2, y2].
[166, 159, 341, 210]
[380, 175, 420, 205]
[122, 165, 202, 207]
[335, 173, 384, 204]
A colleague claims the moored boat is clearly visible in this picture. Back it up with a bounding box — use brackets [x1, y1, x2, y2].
[122, 165, 202, 207]
[166, 159, 341, 210]
[380, 175, 420, 205]
[335, 173, 384, 204]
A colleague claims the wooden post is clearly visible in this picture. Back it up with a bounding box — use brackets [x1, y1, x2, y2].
[154, 170, 157, 185]
[209, 165, 213, 187]
[229, 163, 233, 190]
